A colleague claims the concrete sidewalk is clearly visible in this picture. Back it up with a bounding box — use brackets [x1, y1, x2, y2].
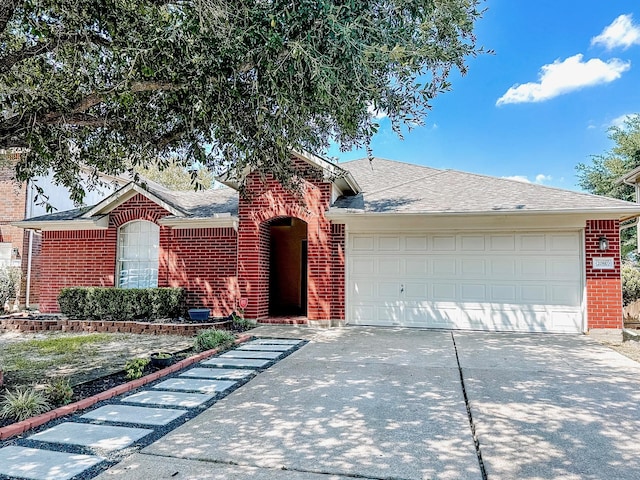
[96, 327, 640, 480]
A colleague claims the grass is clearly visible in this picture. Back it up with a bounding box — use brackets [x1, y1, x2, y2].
[0, 332, 195, 389]
[7, 333, 112, 354]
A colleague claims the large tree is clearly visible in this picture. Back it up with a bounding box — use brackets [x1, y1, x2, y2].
[576, 115, 640, 256]
[1, 0, 484, 204]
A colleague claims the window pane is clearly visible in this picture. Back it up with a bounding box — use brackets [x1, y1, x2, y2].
[118, 221, 159, 288]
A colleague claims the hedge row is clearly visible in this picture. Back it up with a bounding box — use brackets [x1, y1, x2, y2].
[58, 287, 185, 321]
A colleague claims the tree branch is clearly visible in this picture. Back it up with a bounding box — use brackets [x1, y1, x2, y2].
[0, 0, 19, 36]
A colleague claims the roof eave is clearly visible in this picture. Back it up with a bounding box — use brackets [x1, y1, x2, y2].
[326, 207, 640, 222]
[11, 215, 109, 231]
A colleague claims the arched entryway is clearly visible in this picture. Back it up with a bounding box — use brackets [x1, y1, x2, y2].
[268, 217, 308, 316]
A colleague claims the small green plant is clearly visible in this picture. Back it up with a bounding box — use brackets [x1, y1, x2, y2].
[0, 386, 51, 422]
[231, 313, 256, 332]
[45, 378, 74, 406]
[151, 352, 173, 359]
[194, 329, 236, 352]
[124, 358, 150, 380]
[0, 266, 20, 309]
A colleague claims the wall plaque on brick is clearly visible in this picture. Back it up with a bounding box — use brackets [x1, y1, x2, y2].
[593, 257, 615, 270]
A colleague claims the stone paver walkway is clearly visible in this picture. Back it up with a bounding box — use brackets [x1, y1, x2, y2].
[0, 338, 304, 480]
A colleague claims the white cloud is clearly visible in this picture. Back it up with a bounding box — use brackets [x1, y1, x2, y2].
[611, 113, 639, 127]
[496, 54, 630, 105]
[503, 174, 552, 185]
[367, 104, 387, 120]
[592, 14, 640, 50]
[535, 174, 552, 184]
[502, 175, 531, 183]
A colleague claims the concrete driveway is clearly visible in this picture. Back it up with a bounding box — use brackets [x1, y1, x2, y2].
[98, 327, 640, 480]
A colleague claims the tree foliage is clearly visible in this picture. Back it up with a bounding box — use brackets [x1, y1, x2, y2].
[1, 0, 484, 203]
[576, 115, 640, 257]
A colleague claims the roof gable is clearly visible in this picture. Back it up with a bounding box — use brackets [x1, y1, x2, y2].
[80, 182, 187, 218]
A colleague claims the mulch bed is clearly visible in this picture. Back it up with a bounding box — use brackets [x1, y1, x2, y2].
[0, 354, 188, 429]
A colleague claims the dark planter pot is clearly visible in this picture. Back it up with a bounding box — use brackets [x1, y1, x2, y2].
[150, 353, 174, 368]
[188, 308, 211, 321]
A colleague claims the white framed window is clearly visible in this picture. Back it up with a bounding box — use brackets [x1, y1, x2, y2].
[117, 220, 159, 288]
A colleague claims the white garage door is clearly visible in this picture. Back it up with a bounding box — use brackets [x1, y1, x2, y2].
[348, 232, 583, 333]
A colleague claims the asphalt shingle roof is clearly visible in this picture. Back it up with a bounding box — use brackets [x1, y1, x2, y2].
[335, 158, 640, 214]
[19, 157, 640, 224]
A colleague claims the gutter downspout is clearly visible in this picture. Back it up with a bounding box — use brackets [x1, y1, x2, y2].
[25, 230, 33, 308]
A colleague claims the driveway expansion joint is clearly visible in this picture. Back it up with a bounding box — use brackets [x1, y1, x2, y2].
[451, 331, 488, 480]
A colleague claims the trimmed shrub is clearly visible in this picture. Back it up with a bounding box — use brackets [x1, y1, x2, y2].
[58, 287, 185, 320]
[194, 329, 235, 352]
[622, 263, 640, 306]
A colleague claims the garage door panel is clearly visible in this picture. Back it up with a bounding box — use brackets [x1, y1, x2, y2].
[550, 285, 581, 305]
[348, 231, 583, 333]
[405, 236, 428, 251]
[491, 285, 517, 302]
[379, 258, 401, 275]
[433, 284, 456, 300]
[404, 282, 427, 299]
[460, 284, 487, 301]
[491, 259, 516, 275]
[461, 235, 485, 251]
[433, 236, 456, 251]
[490, 235, 516, 251]
[461, 258, 486, 275]
[433, 258, 456, 275]
[379, 236, 401, 251]
[550, 234, 580, 251]
[521, 285, 547, 303]
[352, 258, 375, 275]
[352, 236, 375, 251]
[520, 235, 546, 251]
[406, 259, 428, 275]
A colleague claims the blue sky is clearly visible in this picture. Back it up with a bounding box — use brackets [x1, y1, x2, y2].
[327, 0, 640, 192]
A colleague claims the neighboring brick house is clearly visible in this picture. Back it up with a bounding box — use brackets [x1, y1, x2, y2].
[14, 152, 640, 332]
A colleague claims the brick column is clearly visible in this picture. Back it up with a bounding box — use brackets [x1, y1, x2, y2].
[585, 219, 622, 329]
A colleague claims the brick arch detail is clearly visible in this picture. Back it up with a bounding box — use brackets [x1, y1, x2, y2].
[237, 172, 344, 324]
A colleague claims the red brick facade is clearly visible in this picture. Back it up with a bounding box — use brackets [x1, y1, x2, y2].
[37, 168, 347, 324]
[585, 219, 623, 329]
[39, 194, 240, 316]
[237, 160, 345, 325]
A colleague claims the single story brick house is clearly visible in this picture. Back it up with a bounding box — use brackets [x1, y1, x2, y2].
[14, 152, 640, 333]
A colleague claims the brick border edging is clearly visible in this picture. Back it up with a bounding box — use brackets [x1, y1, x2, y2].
[0, 334, 252, 440]
[0, 318, 231, 335]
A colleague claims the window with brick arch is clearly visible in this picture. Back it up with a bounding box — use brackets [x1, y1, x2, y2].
[117, 220, 159, 288]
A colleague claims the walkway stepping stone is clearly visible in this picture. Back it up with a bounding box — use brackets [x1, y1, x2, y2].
[0, 446, 102, 480]
[81, 405, 187, 426]
[237, 344, 293, 351]
[30, 422, 152, 452]
[152, 378, 236, 394]
[220, 349, 282, 359]
[121, 390, 215, 407]
[201, 357, 271, 368]
[250, 338, 303, 345]
[180, 367, 255, 380]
